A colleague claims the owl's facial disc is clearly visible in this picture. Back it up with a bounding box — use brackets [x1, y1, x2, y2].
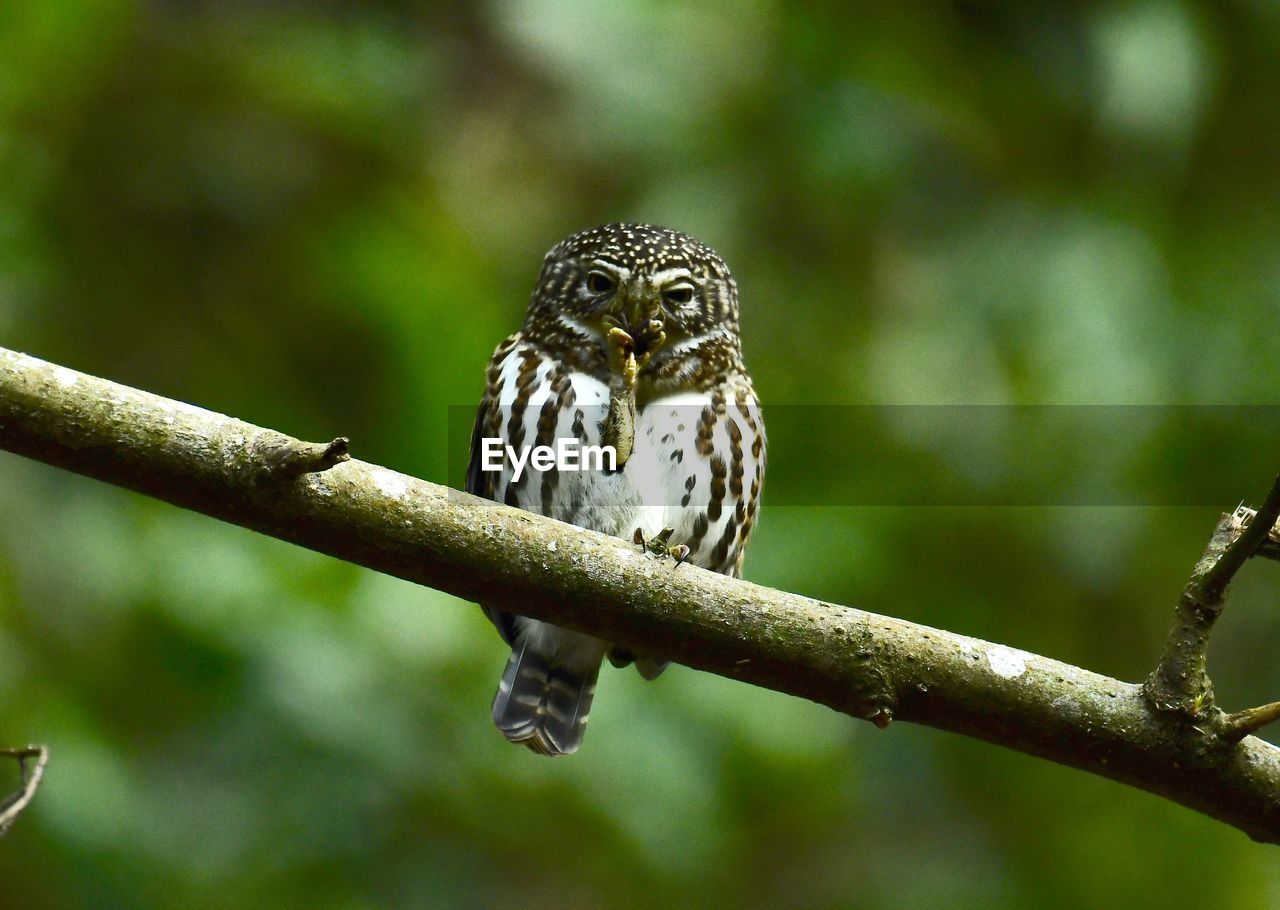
[577, 260, 704, 350]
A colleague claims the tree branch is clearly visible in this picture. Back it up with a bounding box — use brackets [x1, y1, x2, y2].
[0, 746, 48, 834]
[1145, 479, 1280, 733]
[3, 345, 1280, 842]
[1222, 702, 1280, 742]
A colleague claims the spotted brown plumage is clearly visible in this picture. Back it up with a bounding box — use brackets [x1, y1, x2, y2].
[467, 223, 766, 756]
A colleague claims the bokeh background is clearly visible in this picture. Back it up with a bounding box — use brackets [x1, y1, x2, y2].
[3, 1, 1280, 907]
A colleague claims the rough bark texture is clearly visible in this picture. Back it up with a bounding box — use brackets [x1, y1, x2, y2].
[3, 345, 1280, 842]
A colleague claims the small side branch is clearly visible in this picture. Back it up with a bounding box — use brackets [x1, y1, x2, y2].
[0, 745, 49, 835]
[255, 436, 350, 481]
[1222, 702, 1280, 743]
[1200, 477, 1280, 602]
[1247, 500, 1280, 563]
[1145, 477, 1280, 719]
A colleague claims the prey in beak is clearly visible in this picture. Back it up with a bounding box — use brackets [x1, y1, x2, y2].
[600, 304, 667, 470]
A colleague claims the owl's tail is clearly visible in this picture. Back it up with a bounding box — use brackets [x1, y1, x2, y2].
[491, 642, 600, 756]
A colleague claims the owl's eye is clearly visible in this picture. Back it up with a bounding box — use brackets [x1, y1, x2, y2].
[663, 284, 695, 307]
[586, 271, 616, 296]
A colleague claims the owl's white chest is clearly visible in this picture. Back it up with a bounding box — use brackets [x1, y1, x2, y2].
[487, 350, 763, 576]
[490, 365, 699, 535]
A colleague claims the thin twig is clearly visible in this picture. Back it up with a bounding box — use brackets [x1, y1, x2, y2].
[1242, 501, 1280, 563]
[1146, 476, 1280, 719]
[1199, 475, 1280, 601]
[1211, 487, 1280, 744]
[0, 745, 49, 834]
[1221, 702, 1280, 743]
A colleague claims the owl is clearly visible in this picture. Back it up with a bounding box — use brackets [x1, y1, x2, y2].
[466, 223, 766, 755]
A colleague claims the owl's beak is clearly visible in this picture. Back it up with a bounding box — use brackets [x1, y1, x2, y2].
[628, 298, 657, 333]
[611, 288, 660, 337]
[601, 289, 665, 363]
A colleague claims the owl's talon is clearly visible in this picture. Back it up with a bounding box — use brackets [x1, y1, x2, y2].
[671, 544, 690, 568]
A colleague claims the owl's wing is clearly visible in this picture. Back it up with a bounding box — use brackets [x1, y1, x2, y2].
[466, 331, 523, 506]
[466, 335, 521, 647]
[465, 399, 496, 503]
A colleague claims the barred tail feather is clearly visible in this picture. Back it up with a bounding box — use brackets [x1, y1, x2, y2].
[492, 642, 600, 756]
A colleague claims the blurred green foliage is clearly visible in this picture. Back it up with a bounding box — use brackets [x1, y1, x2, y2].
[3, 1, 1280, 907]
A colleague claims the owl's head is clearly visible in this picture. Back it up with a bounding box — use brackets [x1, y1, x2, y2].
[524, 224, 741, 372]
